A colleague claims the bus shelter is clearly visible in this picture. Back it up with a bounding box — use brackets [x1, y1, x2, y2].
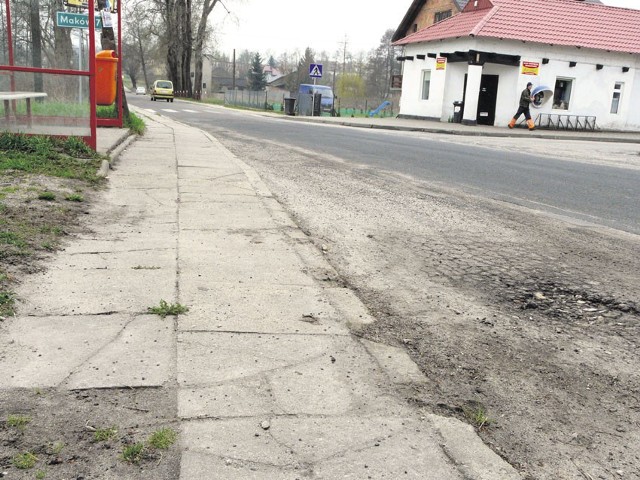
[0, 0, 123, 150]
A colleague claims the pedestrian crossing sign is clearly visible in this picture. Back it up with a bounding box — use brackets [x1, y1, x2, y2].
[309, 64, 323, 78]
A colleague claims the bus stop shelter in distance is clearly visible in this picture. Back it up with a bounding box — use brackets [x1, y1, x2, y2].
[0, 0, 123, 150]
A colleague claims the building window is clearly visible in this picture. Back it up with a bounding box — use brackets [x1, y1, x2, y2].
[412, 23, 418, 33]
[434, 10, 452, 23]
[610, 82, 623, 114]
[421, 70, 431, 100]
[553, 78, 573, 110]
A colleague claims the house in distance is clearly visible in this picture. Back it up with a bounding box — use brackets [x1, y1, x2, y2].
[393, 0, 640, 131]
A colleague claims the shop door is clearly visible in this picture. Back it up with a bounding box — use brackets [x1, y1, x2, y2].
[477, 75, 499, 125]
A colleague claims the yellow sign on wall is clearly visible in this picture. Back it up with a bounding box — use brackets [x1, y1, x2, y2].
[522, 61, 540, 75]
[436, 57, 447, 71]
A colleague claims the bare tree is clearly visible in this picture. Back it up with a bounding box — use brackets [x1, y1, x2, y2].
[123, 0, 157, 90]
[192, 0, 218, 97]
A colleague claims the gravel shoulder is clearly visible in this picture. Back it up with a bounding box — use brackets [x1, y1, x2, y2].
[214, 128, 640, 480]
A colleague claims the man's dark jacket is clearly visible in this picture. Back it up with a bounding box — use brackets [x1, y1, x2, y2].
[519, 88, 532, 108]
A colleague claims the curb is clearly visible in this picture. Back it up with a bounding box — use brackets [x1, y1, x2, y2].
[280, 116, 640, 144]
[108, 133, 137, 167]
[97, 134, 137, 177]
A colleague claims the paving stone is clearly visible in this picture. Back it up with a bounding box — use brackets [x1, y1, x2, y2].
[66, 315, 174, 389]
[178, 283, 347, 335]
[0, 315, 128, 388]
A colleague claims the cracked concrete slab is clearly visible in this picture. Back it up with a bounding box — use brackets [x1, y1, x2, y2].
[178, 283, 347, 335]
[176, 332, 341, 387]
[182, 417, 297, 466]
[178, 201, 276, 231]
[181, 416, 463, 479]
[361, 339, 428, 385]
[17, 266, 176, 316]
[49, 248, 176, 271]
[179, 191, 262, 204]
[178, 231, 314, 286]
[428, 414, 522, 480]
[178, 377, 277, 419]
[65, 314, 174, 389]
[180, 451, 304, 480]
[0, 314, 129, 388]
[312, 430, 464, 479]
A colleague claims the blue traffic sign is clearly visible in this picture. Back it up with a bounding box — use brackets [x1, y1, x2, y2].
[309, 64, 323, 78]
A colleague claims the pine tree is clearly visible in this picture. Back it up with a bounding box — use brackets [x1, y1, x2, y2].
[248, 52, 267, 91]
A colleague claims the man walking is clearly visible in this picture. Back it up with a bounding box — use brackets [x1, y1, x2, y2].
[508, 82, 535, 130]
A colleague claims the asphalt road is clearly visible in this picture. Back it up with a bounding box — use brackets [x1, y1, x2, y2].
[129, 96, 640, 235]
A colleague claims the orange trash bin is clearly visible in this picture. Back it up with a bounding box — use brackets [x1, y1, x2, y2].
[95, 50, 118, 106]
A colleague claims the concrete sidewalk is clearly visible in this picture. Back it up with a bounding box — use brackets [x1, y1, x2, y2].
[0, 113, 521, 478]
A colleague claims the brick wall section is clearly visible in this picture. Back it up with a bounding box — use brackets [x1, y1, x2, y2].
[401, 0, 461, 39]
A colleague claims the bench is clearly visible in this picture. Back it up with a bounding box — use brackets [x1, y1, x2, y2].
[534, 113, 597, 131]
[0, 91, 48, 127]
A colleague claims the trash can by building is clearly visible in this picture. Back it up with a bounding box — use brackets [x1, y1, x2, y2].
[452, 101, 464, 123]
[284, 97, 296, 116]
[96, 50, 118, 106]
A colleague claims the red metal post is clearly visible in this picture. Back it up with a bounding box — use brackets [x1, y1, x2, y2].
[88, 0, 97, 150]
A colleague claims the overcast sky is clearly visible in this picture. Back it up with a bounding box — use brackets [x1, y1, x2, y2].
[210, 0, 639, 59]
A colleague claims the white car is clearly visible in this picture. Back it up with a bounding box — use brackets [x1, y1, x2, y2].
[135, 86, 146, 95]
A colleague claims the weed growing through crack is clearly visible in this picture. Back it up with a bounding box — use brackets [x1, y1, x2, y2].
[122, 443, 145, 463]
[148, 428, 177, 450]
[463, 405, 493, 429]
[93, 427, 118, 442]
[7, 414, 31, 431]
[13, 451, 37, 469]
[147, 300, 189, 318]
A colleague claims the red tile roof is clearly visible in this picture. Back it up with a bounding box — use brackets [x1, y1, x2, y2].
[394, 0, 640, 54]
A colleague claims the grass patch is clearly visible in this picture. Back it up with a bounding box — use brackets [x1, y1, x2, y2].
[463, 405, 493, 429]
[148, 428, 177, 450]
[147, 299, 189, 318]
[0, 271, 15, 317]
[35, 470, 46, 479]
[124, 111, 146, 135]
[97, 104, 118, 119]
[12, 452, 37, 469]
[0, 132, 105, 284]
[121, 442, 145, 463]
[38, 192, 56, 201]
[7, 414, 31, 431]
[0, 231, 28, 249]
[0, 132, 103, 182]
[93, 426, 118, 442]
[0, 291, 15, 316]
[65, 193, 84, 202]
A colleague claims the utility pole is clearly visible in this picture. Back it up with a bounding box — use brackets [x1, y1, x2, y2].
[232, 48, 236, 91]
[339, 35, 348, 77]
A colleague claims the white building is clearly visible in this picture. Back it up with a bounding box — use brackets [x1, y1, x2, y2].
[394, 0, 640, 131]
